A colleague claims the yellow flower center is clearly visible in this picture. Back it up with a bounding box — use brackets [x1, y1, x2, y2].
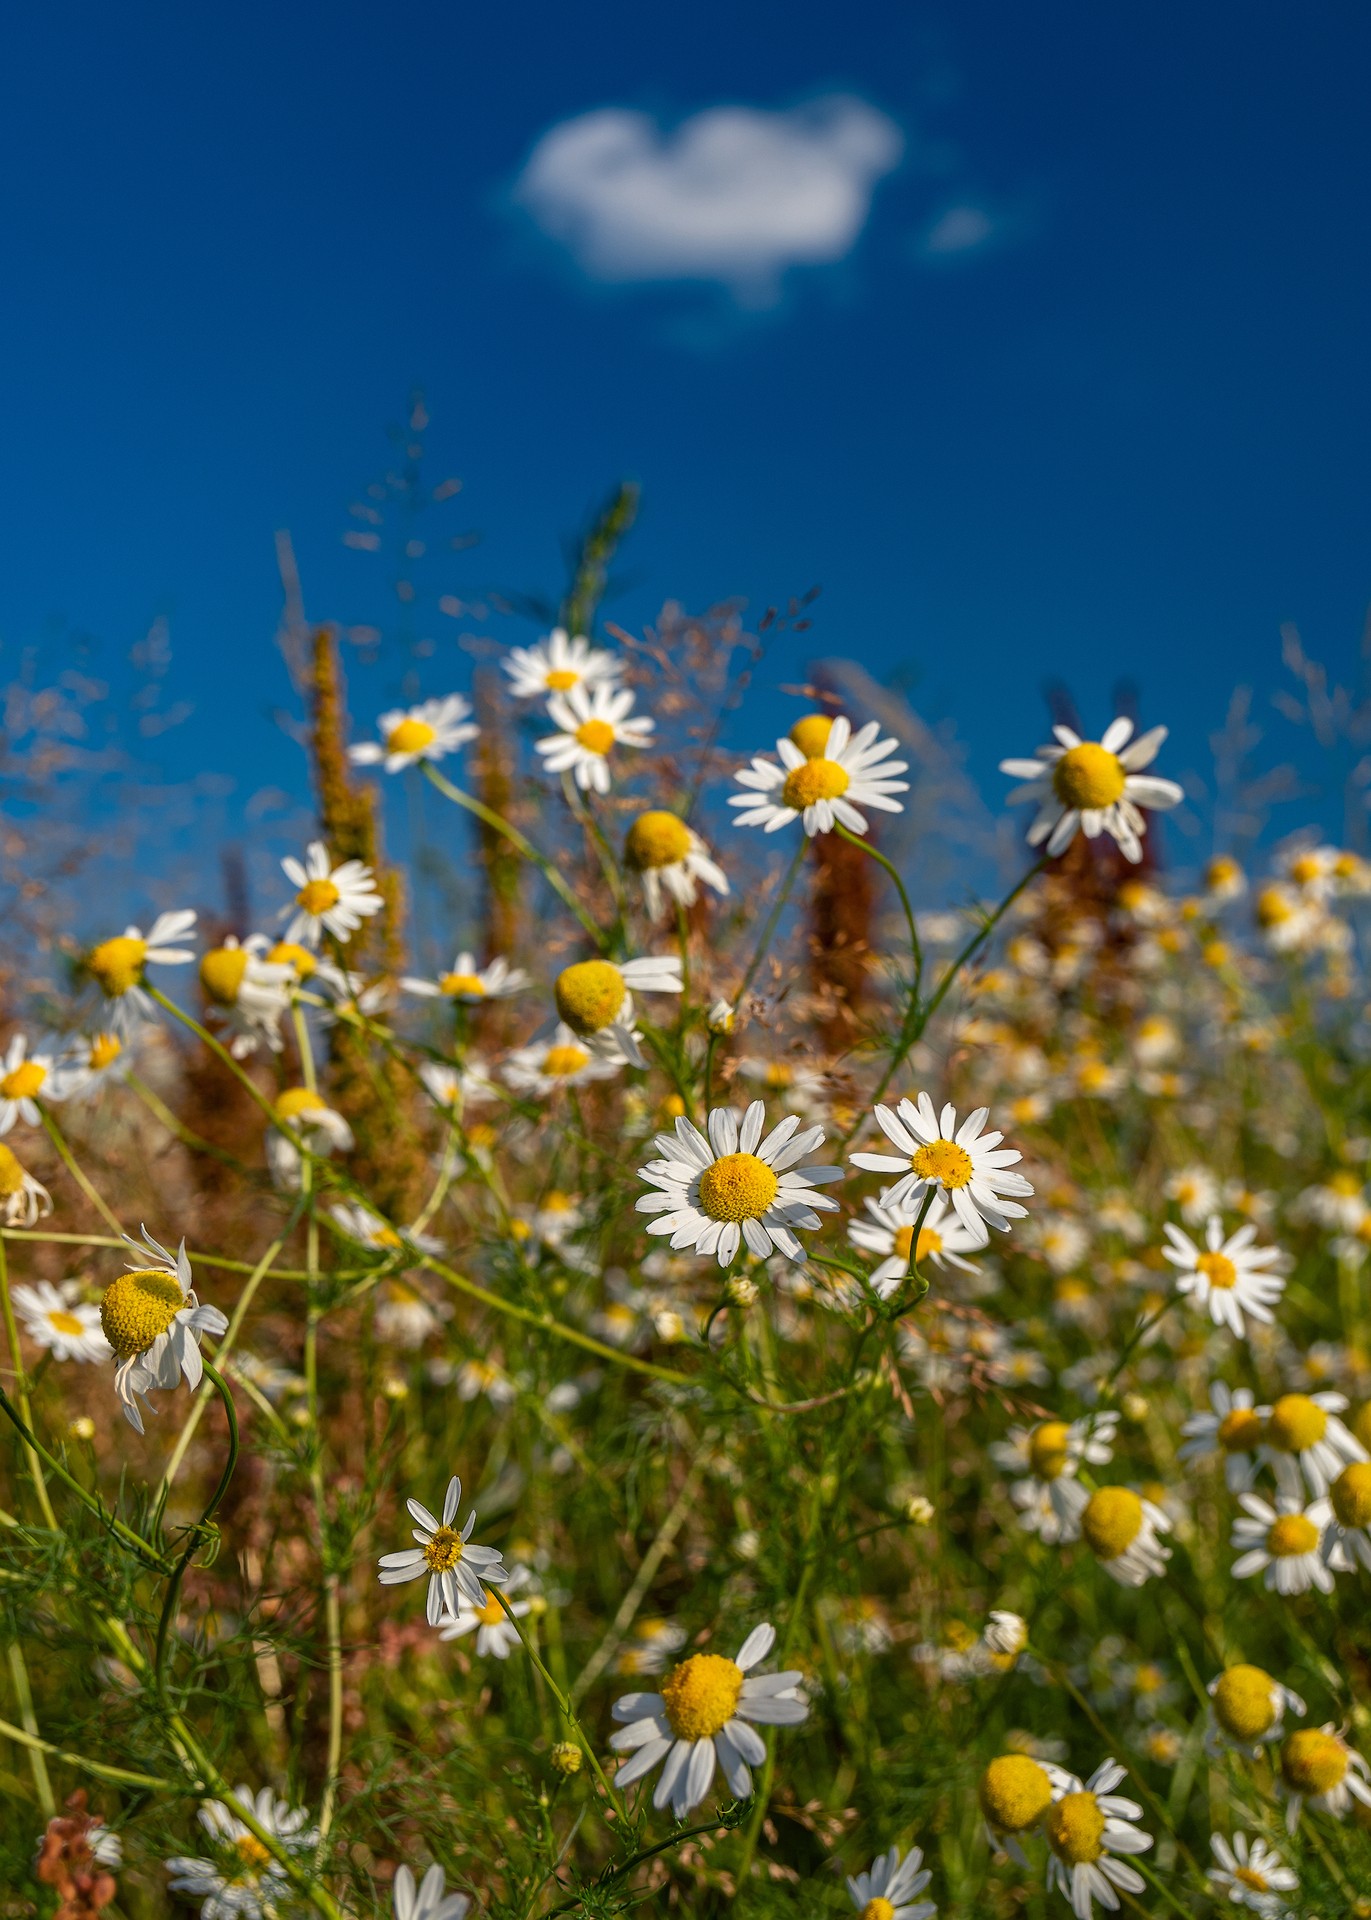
[1213, 1666, 1277, 1742]
[861, 1904, 894, 1920]
[268, 941, 317, 978]
[697, 1153, 780, 1223]
[439, 972, 486, 998]
[574, 718, 616, 756]
[545, 667, 580, 691]
[1080, 1486, 1144, 1560]
[372, 1225, 403, 1249]
[89, 1032, 123, 1069]
[1028, 1421, 1073, 1481]
[626, 811, 693, 870]
[542, 1044, 591, 1079]
[423, 1526, 465, 1573]
[296, 877, 340, 916]
[1266, 1393, 1328, 1454]
[1235, 1868, 1269, 1892]
[1266, 1513, 1319, 1558]
[1331, 1461, 1371, 1530]
[234, 1833, 271, 1869]
[1052, 742, 1127, 810]
[276, 1086, 328, 1124]
[200, 946, 249, 1006]
[99, 1268, 185, 1358]
[781, 756, 850, 811]
[893, 1225, 942, 1264]
[1218, 1407, 1264, 1452]
[87, 935, 147, 998]
[1281, 1729, 1348, 1796]
[910, 1139, 974, 1189]
[555, 960, 627, 1035]
[1256, 887, 1293, 928]
[0, 1145, 23, 1197]
[1289, 853, 1323, 886]
[789, 713, 835, 758]
[660, 1653, 744, 1741]
[1045, 1791, 1107, 1865]
[978, 1754, 1053, 1833]
[1196, 1250, 1238, 1290]
[47, 1309, 88, 1337]
[476, 1592, 505, 1627]
[386, 717, 437, 754]
[0, 1060, 45, 1101]
[543, 1191, 574, 1213]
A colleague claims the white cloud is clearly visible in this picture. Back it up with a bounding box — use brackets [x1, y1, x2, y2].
[922, 204, 995, 256]
[513, 96, 903, 300]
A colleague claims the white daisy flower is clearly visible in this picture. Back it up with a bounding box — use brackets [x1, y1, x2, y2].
[1254, 883, 1328, 953]
[85, 909, 198, 1028]
[1323, 1460, 1371, 1573]
[279, 841, 384, 947]
[392, 1862, 472, 1920]
[552, 954, 682, 1067]
[534, 682, 653, 794]
[845, 1843, 936, 1920]
[1258, 1390, 1367, 1499]
[502, 1024, 625, 1097]
[0, 1142, 53, 1227]
[1179, 1383, 1266, 1492]
[1230, 1492, 1334, 1595]
[733, 1056, 829, 1110]
[455, 1358, 517, 1407]
[349, 694, 478, 773]
[1000, 717, 1182, 864]
[624, 810, 729, 917]
[729, 716, 908, 837]
[437, 1564, 533, 1658]
[1161, 1217, 1285, 1336]
[266, 1088, 355, 1191]
[848, 1191, 982, 1296]
[374, 1278, 448, 1349]
[1205, 1664, 1306, 1759]
[1044, 1758, 1153, 1919]
[983, 1611, 1029, 1659]
[610, 1619, 808, 1818]
[377, 1473, 509, 1627]
[199, 936, 294, 1058]
[1208, 1831, 1299, 1912]
[992, 1414, 1119, 1544]
[1077, 1487, 1171, 1586]
[0, 1034, 71, 1132]
[636, 1101, 842, 1266]
[978, 1752, 1066, 1864]
[1165, 1165, 1223, 1226]
[1279, 1726, 1371, 1832]
[329, 1201, 442, 1258]
[503, 627, 621, 700]
[11, 1281, 111, 1363]
[166, 1783, 316, 1920]
[99, 1229, 228, 1435]
[850, 1095, 1033, 1248]
[615, 1618, 688, 1679]
[419, 1056, 499, 1111]
[401, 951, 527, 1003]
[60, 1026, 139, 1098]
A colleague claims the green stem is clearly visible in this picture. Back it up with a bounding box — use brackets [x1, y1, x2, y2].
[39, 1109, 123, 1234]
[0, 1236, 57, 1528]
[6, 1642, 55, 1815]
[0, 1378, 172, 1571]
[732, 834, 809, 1012]
[424, 764, 606, 947]
[154, 1360, 239, 1693]
[495, 1589, 625, 1822]
[0, 1709, 174, 1790]
[835, 824, 922, 996]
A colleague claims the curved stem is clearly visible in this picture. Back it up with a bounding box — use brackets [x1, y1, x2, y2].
[0, 1378, 171, 1571]
[424, 763, 606, 947]
[154, 1359, 239, 1693]
[494, 1589, 624, 1821]
[0, 1237, 57, 1528]
[834, 824, 922, 995]
[733, 834, 809, 1011]
[38, 1109, 123, 1235]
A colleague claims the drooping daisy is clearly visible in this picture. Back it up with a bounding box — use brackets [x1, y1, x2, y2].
[844, 1843, 936, 1920]
[84, 909, 198, 1027]
[0, 1034, 70, 1133]
[850, 1095, 1033, 1248]
[266, 1087, 355, 1191]
[979, 1753, 1065, 1865]
[610, 1619, 808, 1818]
[503, 627, 621, 700]
[1044, 1759, 1153, 1920]
[1180, 1383, 1266, 1493]
[534, 682, 653, 794]
[166, 1783, 316, 1920]
[392, 1862, 472, 1920]
[377, 1473, 509, 1627]
[349, 695, 479, 773]
[11, 1281, 111, 1363]
[437, 1564, 533, 1658]
[615, 1618, 689, 1679]
[0, 1142, 53, 1226]
[401, 951, 528, 1004]
[99, 1229, 228, 1435]
[983, 1610, 1029, 1659]
[1230, 1493, 1334, 1596]
[199, 936, 294, 1058]
[1258, 1391, 1367, 1499]
[1000, 717, 1182, 864]
[1322, 1460, 1371, 1573]
[279, 841, 384, 947]
[502, 1024, 625, 1098]
[1208, 1831, 1299, 1912]
[1205, 1665, 1306, 1759]
[1161, 1218, 1285, 1337]
[992, 1413, 1119, 1545]
[847, 1191, 982, 1296]
[636, 1102, 842, 1266]
[1278, 1726, 1371, 1831]
[729, 716, 908, 837]
[1077, 1487, 1171, 1586]
[624, 811, 729, 917]
[550, 954, 682, 1068]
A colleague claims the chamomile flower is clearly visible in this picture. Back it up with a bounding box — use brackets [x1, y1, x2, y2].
[729, 716, 908, 837]
[349, 695, 478, 772]
[99, 1230, 228, 1435]
[401, 951, 527, 1003]
[844, 1844, 936, 1920]
[535, 682, 653, 794]
[11, 1282, 111, 1363]
[847, 1191, 982, 1296]
[279, 841, 384, 947]
[1044, 1759, 1153, 1920]
[1278, 1726, 1371, 1830]
[1322, 1460, 1371, 1572]
[850, 1095, 1033, 1248]
[1165, 1165, 1223, 1226]
[266, 1088, 355, 1191]
[377, 1473, 509, 1627]
[979, 1753, 1065, 1864]
[1208, 1832, 1298, 1912]
[552, 954, 682, 1067]
[329, 1201, 442, 1258]
[983, 1610, 1029, 1658]
[1258, 1391, 1367, 1499]
[61, 1026, 138, 1098]
[502, 1024, 625, 1097]
[166, 1784, 316, 1920]
[616, 1618, 689, 1679]
[438, 1564, 533, 1657]
[392, 1863, 472, 1920]
[993, 1413, 1119, 1544]
[84, 909, 198, 1027]
[636, 1101, 841, 1266]
[504, 628, 621, 700]
[0, 1034, 70, 1132]
[1180, 1384, 1266, 1492]
[609, 1619, 808, 1818]
[1206, 1665, 1306, 1759]
[1000, 717, 1182, 864]
[199, 936, 294, 1058]
[374, 1278, 448, 1349]
[1230, 1493, 1334, 1595]
[1162, 1218, 1285, 1336]
[0, 1142, 52, 1227]
[1077, 1487, 1171, 1586]
[624, 811, 729, 917]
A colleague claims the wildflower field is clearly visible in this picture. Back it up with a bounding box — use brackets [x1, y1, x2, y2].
[3, 514, 1371, 1920]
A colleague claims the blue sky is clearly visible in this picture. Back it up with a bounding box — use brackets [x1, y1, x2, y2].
[3, 0, 1370, 889]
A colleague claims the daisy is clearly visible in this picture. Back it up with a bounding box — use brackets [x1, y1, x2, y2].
[1000, 717, 1182, 864]
[636, 1102, 842, 1266]
[609, 1619, 808, 1818]
[535, 682, 653, 794]
[329, 1201, 442, 1259]
[734, 1056, 829, 1109]
[615, 1618, 688, 1679]
[503, 627, 621, 700]
[624, 811, 729, 917]
[1044, 1758, 1153, 1920]
[1278, 1726, 1371, 1831]
[11, 1281, 110, 1363]
[1078, 1487, 1171, 1586]
[0, 1142, 53, 1227]
[279, 841, 384, 947]
[983, 1610, 1029, 1659]
[992, 1413, 1119, 1544]
[374, 1278, 448, 1349]
[1230, 1493, 1334, 1595]
[979, 1752, 1061, 1863]
[848, 1191, 982, 1296]
[845, 1844, 936, 1920]
[1258, 1391, 1367, 1499]
[99, 1229, 228, 1435]
[1205, 1664, 1306, 1758]
[502, 1024, 625, 1097]
[0, 1034, 70, 1132]
[349, 694, 479, 773]
[729, 716, 908, 837]
[1165, 1165, 1223, 1226]
[401, 951, 527, 1004]
[1179, 1383, 1266, 1492]
[166, 1783, 316, 1920]
[198, 937, 294, 1058]
[1322, 1460, 1371, 1572]
[553, 954, 682, 1067]
[377, 1473, 509, 1627]
[61, 1027, 139, 1098]
[84, 909, 198, 1027]
[850, 1095, 1033, 1248]
[392, 1862, 472, 1920]
[420, 1056, 500, 1111]
[1161, 1218, 1285, 1336]
[266, 1088, 355, 1191]
[1208, 1831, 1299, 1912]
[1254, 884, 1327, 954]
[437, 1564, 533, 1658]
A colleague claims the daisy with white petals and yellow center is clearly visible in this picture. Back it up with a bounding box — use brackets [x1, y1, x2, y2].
[636, 1100, 841, 1266]
[502, 1023, 626, 1097]
[84, 909, 197, 1028]
[1322, 1458, 1371, 1573]
[198, 935, 294, 1058]
[391, 1862, 472, 1920]
[401, 950, 527, 1004]
[348, 694, 479, 773]
[0, 1141, 53, 1227]
[1278, 1725, 1371, 1831]
[623, 810, 729, 918]
[1208, 1833, 1299, 1912]
[1205, 1664, 1306, 1759]
[1161, 1216, 1285, 1337]
[12, 1281, 110, 1363]
[1258, 1389, 1367, 1498]
[979, 1752, 1065, 1864]
[992, 1413, 1119, 1544]
[377, 1473, 509, 1627]
[550, 953, 682, 1067]
[1230, 1492, 1334, 1595]
[0, 1034, 69, 1132]
[848, 1190, 982, 1297]
[610, 1619, 808, 1818]
[1180, 1383, 1267, 1493]
[1000, 716, 1182, 863]
[100, 1229, 228, 1434]
[266, 1087, 355, 1191]
[1077, 1486, 1172, 1586]
[166, 1783, 316, 1917]
[279, 841, 384, 947]
[844, 1843, 936, 1920]
[729, 715, 908, 837]
[329, 1200, 442, 1259]
[437, 1563, 533, 1657]
[535, 682, 654, 794]
[503, 628, 621, 700]
[1043, 1758, 1153, 1920]
[851, 1094, 1033, 1248]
